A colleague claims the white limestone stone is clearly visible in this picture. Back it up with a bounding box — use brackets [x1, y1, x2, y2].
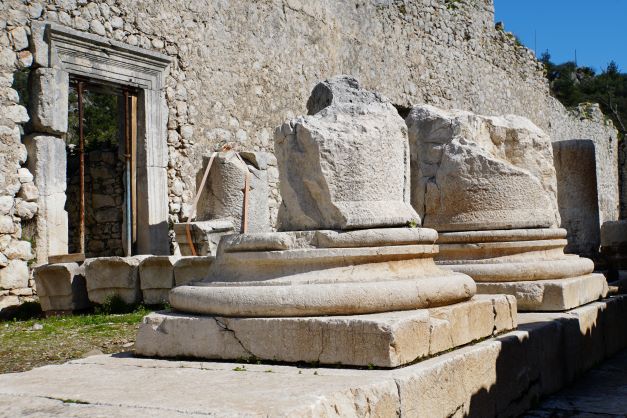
[437, 228, 607, 311]
[173, 219, 234, 256]
[169, 228, 476, 317]
[29, 68, 69, 135]
[136, 295, 516, 367]
[24, 135, 69, 263]
[406, 104, 560, 231]
[195, 151, 271, 233]
[476, 274, 608, 311]
[173, 256, 215, 286]
[34, 262, 90, 312]
[85, 256, 149, 305]
[275, 76, 418, 230]
[553, 140, 601, 258]
[139, 256, 179, 305]
[0, 259, 29, 290]
[14, 199, 37, 219]
[3, 297, 627, 417]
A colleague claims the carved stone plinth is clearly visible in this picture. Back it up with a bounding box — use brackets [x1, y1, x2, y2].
[436, 228, 608, 311]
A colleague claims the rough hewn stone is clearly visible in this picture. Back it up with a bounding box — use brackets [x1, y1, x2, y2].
[406, 104, 559, 231]
[0, 259, 29, 290]
[23, 134, 68, 263]
[34, 262, 90, 312]
[84, 256, 149, 304]
[553, 139, 601, 259]
[600, 220, 627, 281]
[173, 220, 234, 256]
[139, 256, 179, 305]
[173, 256, 215, 286]
[275, 76, 418, 231]
[29, 68, 69, 135]
[195, 151, 272, 234]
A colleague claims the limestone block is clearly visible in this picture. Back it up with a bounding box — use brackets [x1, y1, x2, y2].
[136, 295, 516, 367]
[173, 219, 234, 256]
[85, 256, 149, 305]
[29, 68, 69, 135]
[600, 220, 627, 281]
[0, 215, 15, 234]
[139, 256, 179, 305]
[18, 182, 39, 202]
[30, 21, 50, 67]
[24, 135, 68, 262]
[23, 134, 67, 196]
[0, 295, 19, 311]
[0, 259, 29, 290]
[405, 104, 560, 231]
[476, 274, 607, 311]
[275, 75, 418, 230]
[2, 298, 627, 417]
[14, 199, 37, 219]
[173, 256, 215, 286]
[553, 140, 600, 258]
[4, 240, 33, 260]
[196, 152, 271, 233]
[601, 220, 627, 248]
[17, 168, 33, 184]
[34, 263, 90, 312]
[0, 196, 13, 215]
[437, 228, 606, 311]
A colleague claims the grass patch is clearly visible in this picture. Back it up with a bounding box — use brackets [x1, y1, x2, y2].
[0, 305, 151, 374]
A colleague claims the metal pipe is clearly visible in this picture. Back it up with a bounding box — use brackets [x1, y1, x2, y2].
[123, 89, 132, 257]
[77, 81, 85, 255]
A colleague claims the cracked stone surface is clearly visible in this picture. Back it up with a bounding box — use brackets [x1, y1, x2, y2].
[275, 75, 418, 230]
[1, 297, 626, 417]
[135, 295, 517, 367]
[405, 104, 560, 232]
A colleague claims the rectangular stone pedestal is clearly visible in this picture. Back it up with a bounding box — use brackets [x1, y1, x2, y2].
[135, 295, 516, 367]
[476, 273, 608, 311]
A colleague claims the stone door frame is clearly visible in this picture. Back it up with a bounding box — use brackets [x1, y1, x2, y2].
[29, 22, 171, 260]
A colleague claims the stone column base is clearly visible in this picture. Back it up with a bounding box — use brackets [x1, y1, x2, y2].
[476, 273, 608, 311]
[437, 228, 607, 311]
[135, 295, 517, 368]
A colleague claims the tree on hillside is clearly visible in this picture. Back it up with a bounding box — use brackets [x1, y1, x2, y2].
[543, 52, 627, 137]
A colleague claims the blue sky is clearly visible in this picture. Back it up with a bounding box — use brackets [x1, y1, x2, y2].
[494, 0, 627, 73]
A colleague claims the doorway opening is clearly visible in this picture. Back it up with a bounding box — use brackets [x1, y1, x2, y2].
[66, 79, 138, 258]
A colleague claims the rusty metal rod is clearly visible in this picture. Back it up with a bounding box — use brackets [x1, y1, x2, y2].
[77, 81, 85, 255]
[123, 89, 132, 257]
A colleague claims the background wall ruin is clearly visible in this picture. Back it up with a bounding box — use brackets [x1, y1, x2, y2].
[0, 0, 620, 308]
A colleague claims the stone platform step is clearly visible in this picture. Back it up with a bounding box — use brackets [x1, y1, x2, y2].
[135, 295, 517, 367]
[476, 273, 608, 311]
[1, 296, 626, 417]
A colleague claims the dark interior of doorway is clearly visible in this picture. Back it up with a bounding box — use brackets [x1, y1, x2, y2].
[66, 80, 136, 257]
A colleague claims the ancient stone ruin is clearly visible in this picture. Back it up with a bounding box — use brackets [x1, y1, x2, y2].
[1, 1, 627, 415]
[406, 105, 607, 311]
[135, 76, 516, 367]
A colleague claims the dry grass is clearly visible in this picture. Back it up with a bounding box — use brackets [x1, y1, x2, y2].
[0, 306, 150, 374]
